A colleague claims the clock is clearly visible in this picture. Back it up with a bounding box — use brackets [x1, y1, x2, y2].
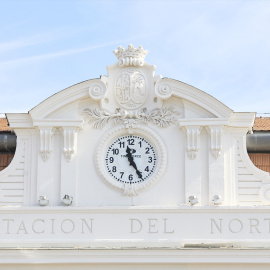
[105, 134, 157, 184]
[96, 125, 167, 196]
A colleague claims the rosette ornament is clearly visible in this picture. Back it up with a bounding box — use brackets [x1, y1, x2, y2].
[88, 80, 107, 100]
[155, 79, 173, 100]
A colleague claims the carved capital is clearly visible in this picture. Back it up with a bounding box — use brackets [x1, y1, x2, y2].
[182, 126, 201, 160]
[39, 128, 54, 162]
[207, 127, 223, 159]
[61, 128, 78, 162]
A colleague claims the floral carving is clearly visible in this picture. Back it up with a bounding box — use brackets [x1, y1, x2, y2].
[137, 107, 180, 128]
[82, 107, 180, 129]
[82, 108, 126, 129]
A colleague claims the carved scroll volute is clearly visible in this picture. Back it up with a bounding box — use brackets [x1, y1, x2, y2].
[182, 126, 201, 160]
[39, 128, 54, 162]
[61, 128, 78, 162]
[155, 78, 173, 100]
[207, 126, 223, 159]
[88, 79, 107, 100]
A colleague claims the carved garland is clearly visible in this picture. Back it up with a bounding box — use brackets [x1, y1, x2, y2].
[82, 107, 180, 131]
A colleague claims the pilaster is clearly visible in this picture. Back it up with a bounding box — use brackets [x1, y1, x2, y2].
[207, 126, 224, 205]
[182, 126, 202, 205]
[37, 127, 55, 205]
[60, 127, 79, 206]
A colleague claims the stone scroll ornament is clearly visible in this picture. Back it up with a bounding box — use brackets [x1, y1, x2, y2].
[88, 80, 107, 100]
[82, 107, 180, 132]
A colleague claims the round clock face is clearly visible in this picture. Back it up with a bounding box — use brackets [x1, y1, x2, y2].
[105, 135, 157, 184]
[96, 125, 167, 195]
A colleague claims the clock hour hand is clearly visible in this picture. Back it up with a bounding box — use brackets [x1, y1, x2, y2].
[126, 146, 143, 179]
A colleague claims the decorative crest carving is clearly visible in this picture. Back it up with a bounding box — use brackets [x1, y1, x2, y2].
[113, 44, 148, 66]
[115, 68, 147, 109]
[82, 107, 180, 129]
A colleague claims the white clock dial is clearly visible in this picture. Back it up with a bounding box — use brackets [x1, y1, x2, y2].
[96, 125, 167, 195]
[105, 135, 157, 184]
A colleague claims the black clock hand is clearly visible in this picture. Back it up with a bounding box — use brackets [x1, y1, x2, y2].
[126, 146, 143, 179]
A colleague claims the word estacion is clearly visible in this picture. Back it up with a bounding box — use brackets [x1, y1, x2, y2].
[0, 218, 94, 235]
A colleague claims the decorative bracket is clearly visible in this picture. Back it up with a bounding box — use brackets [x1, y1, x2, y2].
[207, 127, 223, 159]
[61, 128, 78, 162]
[182, 126, 201, 160]
[39, 128, 54, 162]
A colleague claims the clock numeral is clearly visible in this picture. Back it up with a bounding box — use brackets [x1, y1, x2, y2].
[148, 157, 152, 163]
[127, 139, 134, 145]
[145, 147, 150, 154]
[112, 148, 119, 155]
[128, 174, 133, 181]
[145, 166, 149, 172]
[110, 157, 114, 163]
[112, 166, 117, 172]
[138, 141, 142, 147]
[120, 172, 124, 179]
[118, 141, 125, 148]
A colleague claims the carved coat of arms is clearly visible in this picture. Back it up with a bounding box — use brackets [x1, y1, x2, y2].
[115, 69, 147, 109]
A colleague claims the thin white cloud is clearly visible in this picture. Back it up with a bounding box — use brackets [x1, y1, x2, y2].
[0, 25, 101, 54]
[0, 36, 146, 69]
[0, 32, 59, 53]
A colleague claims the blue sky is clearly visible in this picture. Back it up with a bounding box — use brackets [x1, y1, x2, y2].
[0, 0, 270, 115]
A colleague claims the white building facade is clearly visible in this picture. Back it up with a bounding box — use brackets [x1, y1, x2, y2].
[1, 45, 270, 269]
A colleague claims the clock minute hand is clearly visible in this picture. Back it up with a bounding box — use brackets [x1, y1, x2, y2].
[126, 146, 143, 179]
